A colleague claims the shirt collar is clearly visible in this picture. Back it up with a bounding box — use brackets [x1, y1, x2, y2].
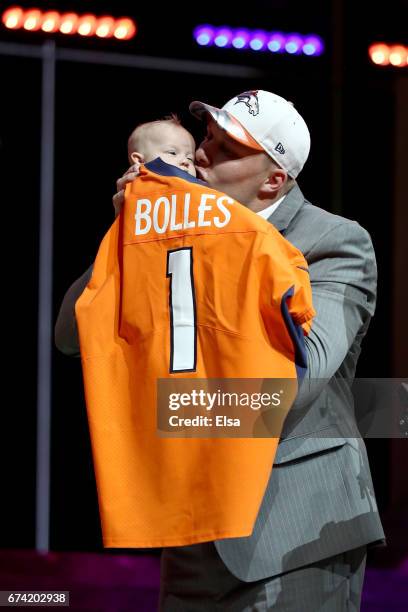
[256, 194, 286, 220]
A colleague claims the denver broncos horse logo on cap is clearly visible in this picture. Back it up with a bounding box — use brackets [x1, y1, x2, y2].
[234, 90, 260, 116]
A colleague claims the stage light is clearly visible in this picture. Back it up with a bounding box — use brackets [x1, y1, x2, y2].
[232, 29, 250, 49]
[2, 6, 24, 29]
[113, 18, 136, 40]
[77, 14, 96, 37]
[267, 33, 286, 52]
[369, 44, 390, 65]
[285, 34, 303, 54]
[59, 13, 78, 35]
[389, 45, 406, 67]
[41, 11, 60, 33]
[369, 43, 407, 68]
[249, 31, 267, 51]
[302, 36, 324, 56]
[193, 25, 214, 46]
[1, 6, 137, 41]
[193, 24, 324, 57]
[23, 9, 41, 31]
[214, 28, 233, 48]
[95, 16, 115, 39]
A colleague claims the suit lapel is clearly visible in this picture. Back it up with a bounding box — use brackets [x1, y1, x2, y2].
[267, 183, 305, 233]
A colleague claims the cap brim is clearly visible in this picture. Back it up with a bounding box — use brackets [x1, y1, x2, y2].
[189, 101, 263, 152]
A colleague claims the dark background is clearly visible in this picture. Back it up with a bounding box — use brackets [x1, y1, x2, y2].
[0, 0, 406, 551]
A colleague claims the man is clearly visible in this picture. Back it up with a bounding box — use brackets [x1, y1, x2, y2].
[55, 90, 386, 611]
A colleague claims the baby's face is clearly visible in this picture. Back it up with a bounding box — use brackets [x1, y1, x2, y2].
[136, 123, 196, 177]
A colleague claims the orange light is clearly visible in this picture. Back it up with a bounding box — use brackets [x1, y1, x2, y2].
[369, 42, 408, 68]
[389, 45, 406, 67]
[41, 11, 60, 33]
[113, 18, 136, 40]
[369, 43, 390, 66]
[2, 6, 24, 29]
[95, 16, 115, 38]
[59, 12, 79, 35]
[1, 6, 136, 41]
[23, 9, 42, 31]
[77, 14, 97, 37]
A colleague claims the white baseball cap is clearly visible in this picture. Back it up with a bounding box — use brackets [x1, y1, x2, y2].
[189, 90, 310, 178]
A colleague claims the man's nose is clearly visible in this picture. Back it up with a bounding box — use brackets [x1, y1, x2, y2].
[195, 144, 209, 167]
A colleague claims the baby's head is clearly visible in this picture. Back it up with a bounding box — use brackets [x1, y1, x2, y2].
[127, 115, 196, 177]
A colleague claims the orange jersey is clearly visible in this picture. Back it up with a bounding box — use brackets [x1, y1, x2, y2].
[75, 159, 315, 548]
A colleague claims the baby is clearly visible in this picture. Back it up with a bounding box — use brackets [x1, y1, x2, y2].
[112, 115, 197, 218]
[127, 115, 196, 177]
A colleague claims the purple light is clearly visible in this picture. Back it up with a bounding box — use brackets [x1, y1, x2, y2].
[267, 32, 286, 52]
[193, 25, 214, 46]
[302, 35, 324, 56]
[193, 24, 324, 56]
[214, 27, 233, 47]
[232, 29, 250, 49]
[285, 34, 303, 54]
[249, 30, 267, 51]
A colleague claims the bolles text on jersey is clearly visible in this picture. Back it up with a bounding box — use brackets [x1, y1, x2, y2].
[134, 193, 233, 235]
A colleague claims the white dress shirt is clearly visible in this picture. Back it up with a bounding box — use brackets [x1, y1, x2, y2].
[256, 195, 285, 220]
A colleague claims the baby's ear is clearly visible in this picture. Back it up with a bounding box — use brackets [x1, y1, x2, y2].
[130, 151, 145, 164]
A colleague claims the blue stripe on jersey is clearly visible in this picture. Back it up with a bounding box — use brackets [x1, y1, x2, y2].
[145, 158, 207, 186]
[280, 285, 308, 383]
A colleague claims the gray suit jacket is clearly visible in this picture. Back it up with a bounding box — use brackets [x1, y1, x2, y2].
[214, 183, 386, 581]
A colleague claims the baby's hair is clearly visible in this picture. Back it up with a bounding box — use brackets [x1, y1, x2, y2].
[127, 113, 183, 160]
[160, 113, 182, 125]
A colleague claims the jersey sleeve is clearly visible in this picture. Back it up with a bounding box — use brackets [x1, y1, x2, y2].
[287, 257, 315, 335]
[259, 229, 316, 337]
[258, 230, 315, 380]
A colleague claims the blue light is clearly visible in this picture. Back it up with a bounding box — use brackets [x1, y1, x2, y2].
[303, 43, 315, 55]
[267, 32, 286, 52]
[193, 24, 324, 57]
[268, 40, 281, 51]
[193, 25, 214, 46]
[303, 35, 324, 56]
[232, 29, 250, 49]
[215, 35, 228, 47]
[250, 39, 263, 50]
[285, 34, 303, 54]
[232, 37, 246, 48]
[286, 42, 298, 53]
[249, 30, 266, 51]
[214, 27, 232, 48]
[197, 33, 211, 46]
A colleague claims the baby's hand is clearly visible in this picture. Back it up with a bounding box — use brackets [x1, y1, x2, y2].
[113, 163, 141, 218]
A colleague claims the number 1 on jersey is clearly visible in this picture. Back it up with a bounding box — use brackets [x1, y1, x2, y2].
[166, 248, 197, 372]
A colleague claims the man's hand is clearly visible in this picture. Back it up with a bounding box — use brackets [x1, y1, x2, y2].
[113, 162, 141, 218]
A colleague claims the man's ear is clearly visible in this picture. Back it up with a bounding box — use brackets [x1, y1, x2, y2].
[260, 169, 288, 198]
[130, 151, 145, 164]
